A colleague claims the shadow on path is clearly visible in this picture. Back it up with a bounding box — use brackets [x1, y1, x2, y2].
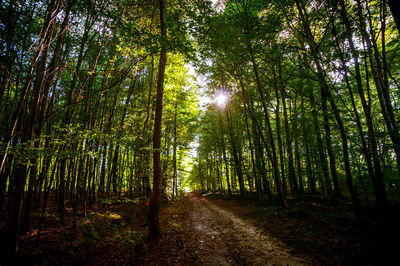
[186, 192, 308, 265]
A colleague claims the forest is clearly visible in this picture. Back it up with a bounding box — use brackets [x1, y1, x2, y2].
[0, 0, 399, 264]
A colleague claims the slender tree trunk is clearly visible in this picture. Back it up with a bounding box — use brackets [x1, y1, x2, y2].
[251, 56, 287, 208]
[172, 100, 178, 198]
[226, 106, 246, 199]
[273, 79, 288, 195]
[277, 64, 298, 194]
[218, 110, 232, 196]
[243, 101, 262, 201]
[149, 0, 167, 239]
[308, 87, 330, 194]
[321, 93, 338, 196]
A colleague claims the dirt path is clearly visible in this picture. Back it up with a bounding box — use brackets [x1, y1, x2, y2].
[186, 193, 307, 265]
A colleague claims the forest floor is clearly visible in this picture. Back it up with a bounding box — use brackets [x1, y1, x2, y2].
[1, 192, 399, 265]
[137, 192, 306, 265]
[137, 192, 399, 265]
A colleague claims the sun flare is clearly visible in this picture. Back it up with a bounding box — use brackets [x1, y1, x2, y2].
[215, 93, 228, 107]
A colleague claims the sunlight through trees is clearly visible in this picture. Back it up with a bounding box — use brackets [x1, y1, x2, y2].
[0, 0, 399, 262]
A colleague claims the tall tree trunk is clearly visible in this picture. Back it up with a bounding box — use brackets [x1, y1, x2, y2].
[172, 100, 178, 198]
[149, 0, 167, 239]
[293, 93, 304, 193]
[226, 106, 246, 199]
[321, 93, 338, 196]
[236, 74, 262, 200]
[243, 100, 262, 201]
[251, 55, 287, 208]
[273, 78, 288, 195]
[218, 110, 232, 196]
[308, 86, 330, 194]
[277, 63, 298, 194]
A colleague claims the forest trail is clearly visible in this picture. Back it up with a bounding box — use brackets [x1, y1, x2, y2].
[185, 193, 307, 265]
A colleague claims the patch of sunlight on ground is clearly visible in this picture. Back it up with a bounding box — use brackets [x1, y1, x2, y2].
[108, 213, 121, 219]
[99, 212, 121, 220]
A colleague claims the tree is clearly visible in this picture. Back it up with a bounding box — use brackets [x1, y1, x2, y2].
[149, 0, 167, 239]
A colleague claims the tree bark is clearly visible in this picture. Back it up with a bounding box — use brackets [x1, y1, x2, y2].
[388, 0, 400, 34]
[277, 63, 298, 194]
[226, 106, 246, 199]
[149, 0, 167, 240]
[218, 110, 232, 196]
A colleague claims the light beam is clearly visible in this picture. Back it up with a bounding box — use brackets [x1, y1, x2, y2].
[215, 92, 228, 107]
